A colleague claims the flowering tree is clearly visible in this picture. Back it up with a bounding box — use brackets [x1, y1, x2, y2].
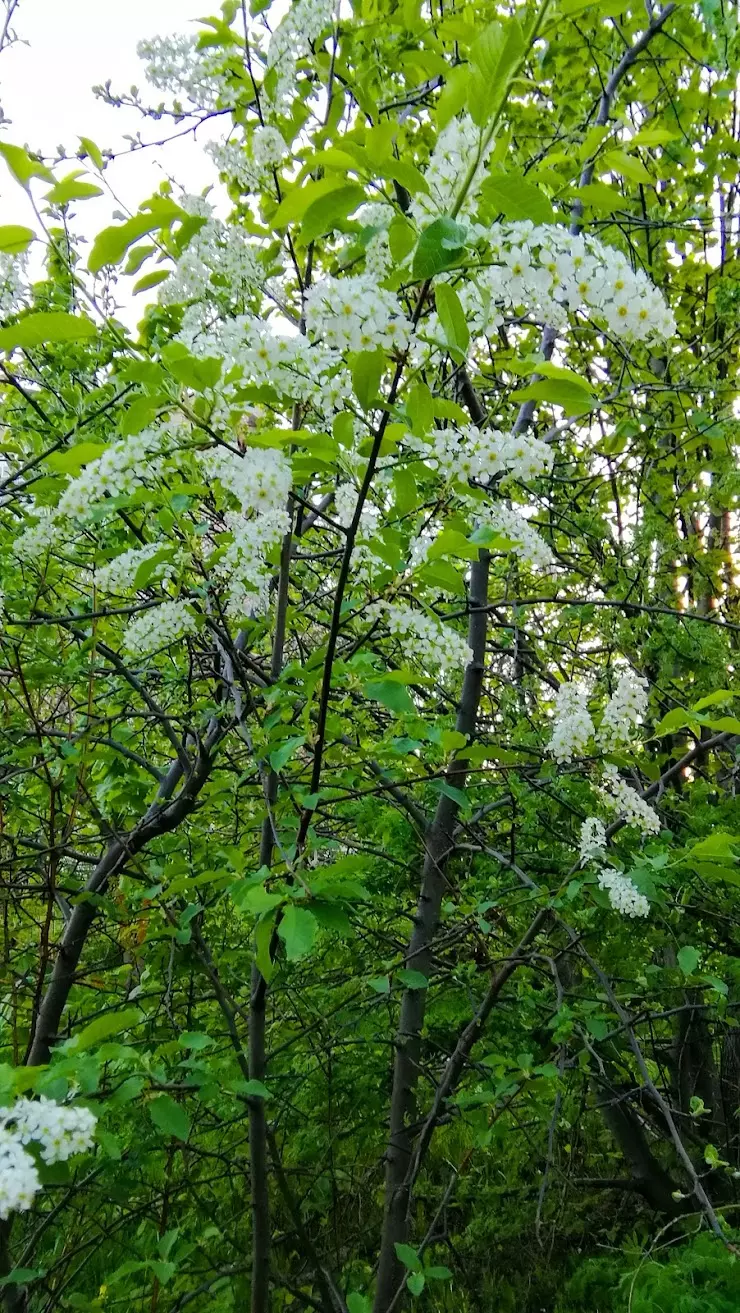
[1, 0, 740, 1309]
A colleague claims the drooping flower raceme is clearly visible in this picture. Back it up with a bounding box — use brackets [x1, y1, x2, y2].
[599, 669, 649, 748]
[137, 34, 225, 108]
[407, 424, 553, 485]
[0, 1097, 96, 1220]
[469, 222, 676, 343]
[0, 251, 27, 318]
[579, 816, 607, 864]
[547, 681, 595, 763]
[478, 502, 553, 569]
[304, 274, 411, 355]
[96, 542, 179, 594]
[159, 215, 262, 307]
[600, 763, 660, 835]
[597, 867, 650, 918]
[123, 601, 197, 656]
[265, 0, 335, 107]
[410, 115, 490, 226]
[374, 602, 472, 674]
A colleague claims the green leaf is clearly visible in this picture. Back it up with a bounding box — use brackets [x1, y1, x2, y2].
[435, 282, 469, 361]
[369, 976, 391, 994]
[574, 182, 623, 213]
[347, 1295, 371, 1313]
[88, 201, 185, 273]
[601, 150, 653, 185]
[79, 136, 105, 170]
[0, 225, 35, 255]
[0, 1268, 46, 1289]
[515, 379, 596, 415]
[149, 1094, 190, 1141]
[653, 707, 696, 737]
[0, 142, 54, 187]
[70, 1007, 141, 1051]
[273, 177, 349, 227]
[395, 1243, 422, 1272]
[242, 1079, 272, 1099]
[301, 184, 366, 242]
[351, 348, 386, 411]
[483, 174, 555, 223]
[134, 269, 171, 295]
[407, 1274, 426, 1296]
[255, 910, 277, 982]
[45, 174, 103, 205]
[0, 312, 97, 353]
[397, 969, 429, 990]
[269, 736, 305, 772]
[177, 1032, 214, 1051]
[678, 946, 700, 975]
[45, 443, 107, 475]
[468, 19, 524, 126]
[412, 217, 468, 281]
[277, 905, 318, 961]
[388, 215, 416, 265]
[364, 679, 416, 715]
[425, 1266, 453, 1281]
[692, 690, 736, 711]
[162, 343, 222, 392]
[436, 63, 469, 131]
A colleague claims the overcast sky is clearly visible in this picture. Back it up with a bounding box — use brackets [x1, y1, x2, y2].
[1, 0, 223, 282]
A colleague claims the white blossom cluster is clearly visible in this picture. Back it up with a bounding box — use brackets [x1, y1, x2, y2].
[478, 502, 554, 569]
[376, 602, 472, 674]
[304, 274, 411, 355]
[334, 483, 359, 528]
[359, 204, 395, 280]
[137, 34, 224, 108]
[200, 445, 291, 516]
[57, 427, 169, 522]
[547, 681, 595, 763]
[600, 763, 660, 835]
[14, 428, 174, 560]
[266, 0, 335, 106]
[177, 314, 347, 419]
[0, 1097, 96, 1220]
[199, 445, 292, 617]
[206, 127, 288, 197]
[579, 815, 607, 864]
[410, 115, 489, 226]
[599, 668, 649, 748]
[215, 507, 290, 617]
[159, 217, 262, 307]
[123, 600, 196, 656]
[408, 424, 553, 485]
[0, 251, 28, 318]
[96, 542, 178, 594]
[596, 867, 650, 918]
[470, 222, 676, 343]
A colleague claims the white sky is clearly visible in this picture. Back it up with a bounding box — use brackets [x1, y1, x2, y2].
[1, 0, 223, 284]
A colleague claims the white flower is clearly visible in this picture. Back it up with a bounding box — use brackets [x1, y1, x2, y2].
[596, 867, 650, 918]
[410, 115, 489, 225]
[266, 0, 335, 107]
[0, 1097, 96, 1219]
[0, 1131, 40, 1219]
[137, 34, 225, 107]
[480, 502, 553, 569]
[123, 601, 196, 656]
[0, 251, 27, 318]
[411, 424, 552, 485]
[547, 681, 594, 763]
[159, 216, 262, 307]
[600, 764, 660, 835]
[304, 274, 411, 356]
[373, 602, 472, 674]
[599, 669, 649, 748]
[467, 223, 675, 343]
[579, 816, 607, 864]
[57, 426, 172, 522]
[96, 542, 178, 594]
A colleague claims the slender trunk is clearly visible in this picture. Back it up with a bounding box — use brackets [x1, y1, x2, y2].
[249, 517, 293, 1313]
